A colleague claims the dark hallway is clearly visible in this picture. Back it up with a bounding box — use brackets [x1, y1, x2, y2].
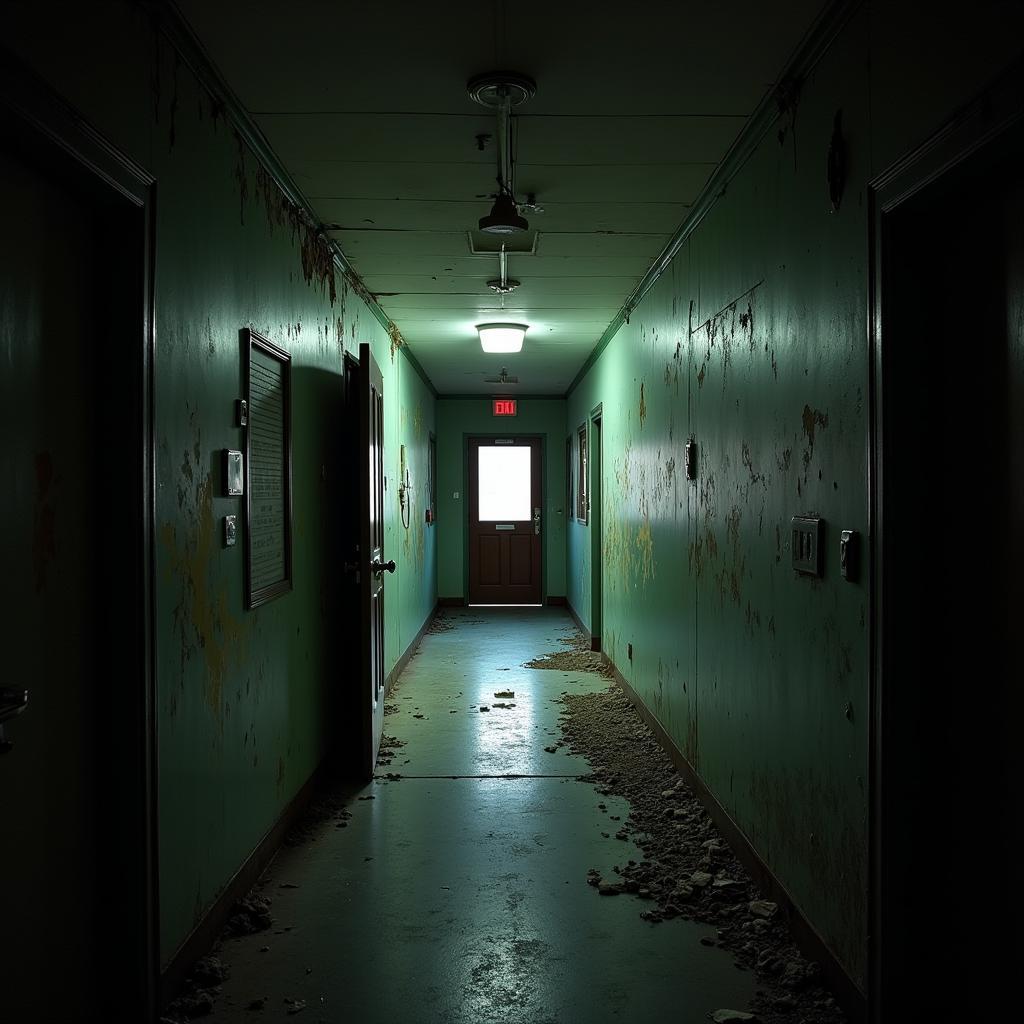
[1, 2, 1022, 1022]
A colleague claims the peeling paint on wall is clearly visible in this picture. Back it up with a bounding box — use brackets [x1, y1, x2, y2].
[159, 407, 244, 723]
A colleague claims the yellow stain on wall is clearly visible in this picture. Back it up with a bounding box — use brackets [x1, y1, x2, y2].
[636, 509, 655, 584]
[159, 469, 244, 722]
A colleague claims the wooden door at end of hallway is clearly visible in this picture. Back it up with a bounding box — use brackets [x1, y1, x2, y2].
[468, 436, 543, 605]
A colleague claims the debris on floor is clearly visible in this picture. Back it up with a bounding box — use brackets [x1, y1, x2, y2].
[284, 790, 353, 847]
[491, 702, 516, 709]
[561, 686, 846, 1024]
[225, 895, 273, 936]
[479, 705, 490, 712]
[494, 690, 515, 698]
[426, 613, 456, 634]
[376, 734, 407, 767]
[523, 630, 615, 677]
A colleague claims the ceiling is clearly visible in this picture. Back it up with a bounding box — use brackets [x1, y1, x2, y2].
[176, 0, 826, 395]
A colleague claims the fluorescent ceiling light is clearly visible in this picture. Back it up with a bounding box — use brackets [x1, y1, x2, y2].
[477, 323, 528, 353]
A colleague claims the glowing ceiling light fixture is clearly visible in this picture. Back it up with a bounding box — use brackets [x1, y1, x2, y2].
[477, 322, 528, 353]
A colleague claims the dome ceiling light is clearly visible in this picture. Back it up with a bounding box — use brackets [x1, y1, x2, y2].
[468, 71, 536, 235]
[477, 323, 528, 353]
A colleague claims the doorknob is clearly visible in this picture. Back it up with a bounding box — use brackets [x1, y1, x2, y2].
[371, 557, 396, 575]
[0, 687, 29, 755]
[533, 507, 541, 535]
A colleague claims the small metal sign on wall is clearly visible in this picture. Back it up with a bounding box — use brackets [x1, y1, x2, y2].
[242, 327, 293, 609]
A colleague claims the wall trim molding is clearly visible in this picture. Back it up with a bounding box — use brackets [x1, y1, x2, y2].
[565, 600, 601, 650]
[606, 656, 867, 1023]
[567, 0, 861, 396]
[438, 596, 466, 607]
[385, 601, 438, 696]
[437, 394, 568, 402]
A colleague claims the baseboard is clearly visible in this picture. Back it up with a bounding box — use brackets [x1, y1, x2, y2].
[565, 601, 600, 649]
[385, 601, 438, 696]
[545, 595, 568, 606]
[437, 596, 465, 607]
[607, 658, 867, 1024]
[159, 757, 331, 1010]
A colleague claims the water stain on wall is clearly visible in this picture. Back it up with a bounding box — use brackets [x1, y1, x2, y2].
[636, 509, 655, 584]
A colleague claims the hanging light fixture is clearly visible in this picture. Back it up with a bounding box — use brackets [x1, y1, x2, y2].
[477, 323, 528, 353]
[468, 71, 536, 234]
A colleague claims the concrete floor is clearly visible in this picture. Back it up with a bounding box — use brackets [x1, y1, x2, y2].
[204, 607, 756, 1023]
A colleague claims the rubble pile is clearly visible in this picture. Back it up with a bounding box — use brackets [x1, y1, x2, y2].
[561, 684, 847, 1024]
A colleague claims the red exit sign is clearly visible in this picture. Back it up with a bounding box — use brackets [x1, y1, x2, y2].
[492, 399, 518, 417]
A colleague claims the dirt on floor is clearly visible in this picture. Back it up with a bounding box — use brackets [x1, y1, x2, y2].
[523, 629, 615, 678]
[556, 683, 847, 1024]
[425, 612, 456, 634]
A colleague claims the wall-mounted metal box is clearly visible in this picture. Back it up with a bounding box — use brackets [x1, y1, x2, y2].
[222, 450, 244, 496]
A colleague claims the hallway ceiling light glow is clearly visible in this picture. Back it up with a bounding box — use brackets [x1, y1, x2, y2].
[477, 323, 527, 353]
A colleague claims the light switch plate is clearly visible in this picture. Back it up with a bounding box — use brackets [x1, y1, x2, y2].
[791, 516, 823, 576]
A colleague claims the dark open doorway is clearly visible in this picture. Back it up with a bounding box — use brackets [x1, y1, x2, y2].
[0, 61, 158, 1018]
[868, 62, 1023, 1020]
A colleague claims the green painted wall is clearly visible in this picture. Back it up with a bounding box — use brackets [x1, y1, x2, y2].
[6, 4, 436, 968]
[566, 4, 1024, 991]
[436, 398, 567, 600]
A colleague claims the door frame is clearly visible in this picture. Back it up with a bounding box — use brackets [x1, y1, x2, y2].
[866, 57, 1024, 1021]
[463, 432, 546, 604]
[0, 55, 159, 1017]
[589, 405, 603, 650]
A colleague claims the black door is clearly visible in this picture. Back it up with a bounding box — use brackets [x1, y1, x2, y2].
[0, 77, 156, 1018]
[349, 342, 393, 779]
[871, 103, 1023, 1019]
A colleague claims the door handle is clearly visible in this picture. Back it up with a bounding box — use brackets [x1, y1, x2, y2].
[533, 507, 541, 535]
[0, 687, 29, 755]
[371, 557, 396, 575]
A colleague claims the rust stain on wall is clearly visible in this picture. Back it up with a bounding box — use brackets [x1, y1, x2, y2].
[801, 404, 830, 475]
[638, 380, 647, 426]
[713, 505, 746, 606]
[232, 131, 250, 226]
[388, 322, 403, 362]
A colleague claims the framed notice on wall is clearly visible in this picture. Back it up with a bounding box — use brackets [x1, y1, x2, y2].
[242, 327, 293, 609]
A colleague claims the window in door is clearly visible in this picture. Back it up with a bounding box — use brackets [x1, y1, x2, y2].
[478, 444, 532, 520]
[576, 423, 588, 523]
[566, 435, 573, 514]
